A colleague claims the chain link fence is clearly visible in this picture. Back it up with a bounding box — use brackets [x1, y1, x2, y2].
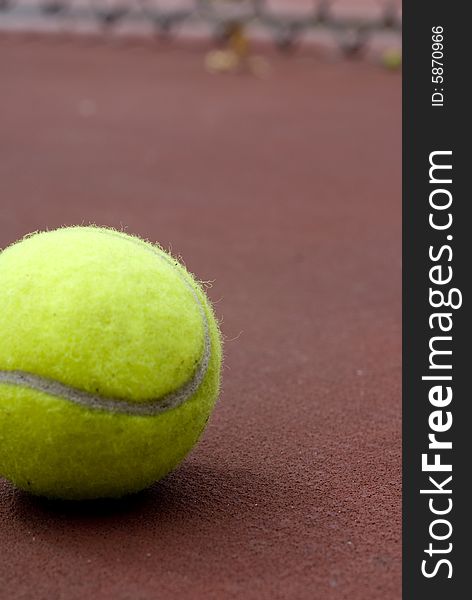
[0, 0, 401, 56]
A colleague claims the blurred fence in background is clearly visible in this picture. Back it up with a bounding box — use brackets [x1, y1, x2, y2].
[0, 0, 401, 56]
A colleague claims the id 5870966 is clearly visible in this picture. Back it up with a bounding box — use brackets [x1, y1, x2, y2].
[432, 26, 445, 107]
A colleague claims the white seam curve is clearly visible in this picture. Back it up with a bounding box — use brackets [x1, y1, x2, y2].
[0, 229, 211, 416]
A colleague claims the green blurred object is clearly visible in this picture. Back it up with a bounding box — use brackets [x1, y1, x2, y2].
[381, 48, 402, 70]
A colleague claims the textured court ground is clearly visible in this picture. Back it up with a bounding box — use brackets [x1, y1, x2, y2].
[0, 37, 401, 600]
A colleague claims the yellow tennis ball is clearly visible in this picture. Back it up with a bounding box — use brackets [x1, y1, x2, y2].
[0, 227, 222, 500]
[205, 49, 238, 73]
[381, 48, 402, 70]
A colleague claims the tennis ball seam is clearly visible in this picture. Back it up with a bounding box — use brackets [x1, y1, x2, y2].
[0, 228, 211, 416]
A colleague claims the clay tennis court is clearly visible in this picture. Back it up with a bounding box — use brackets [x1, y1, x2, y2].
[0, 10, 401, 599]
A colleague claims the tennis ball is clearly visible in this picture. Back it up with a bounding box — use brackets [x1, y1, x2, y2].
[381, 48, 402, 71]
[205, 49, 239, 73]
[0, 226, 222, 500]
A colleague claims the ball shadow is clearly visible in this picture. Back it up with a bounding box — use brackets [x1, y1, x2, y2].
[1, 460, 334, 583]
[6, 460, 292, 525]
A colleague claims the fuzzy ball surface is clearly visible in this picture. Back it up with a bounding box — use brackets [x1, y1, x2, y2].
[0, 227, 222, 500]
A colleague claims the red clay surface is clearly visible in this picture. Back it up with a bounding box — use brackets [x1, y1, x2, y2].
[0, 36, 401, 600]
